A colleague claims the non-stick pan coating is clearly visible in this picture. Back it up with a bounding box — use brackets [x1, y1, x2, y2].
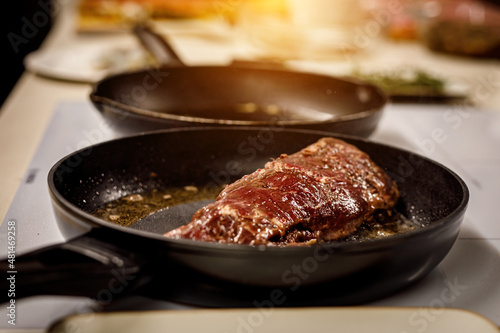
[90, 67, 386, 137]
[48, 128, 468, 305]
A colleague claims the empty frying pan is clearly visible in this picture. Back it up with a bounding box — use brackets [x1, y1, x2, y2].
[0, 128, 468, 307]
[89, 25, 387, 137]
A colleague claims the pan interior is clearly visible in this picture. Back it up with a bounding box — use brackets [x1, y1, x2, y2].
[92, 67, 385, 125]
[49, 128, 467, 246]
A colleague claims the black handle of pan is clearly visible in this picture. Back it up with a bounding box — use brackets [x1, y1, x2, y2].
[133, 24, 186, 67]
[0, 230, 151, 304]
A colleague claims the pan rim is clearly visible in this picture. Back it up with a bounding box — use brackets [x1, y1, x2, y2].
[90, 66, 387, 126]
[47, 127, 469, 254]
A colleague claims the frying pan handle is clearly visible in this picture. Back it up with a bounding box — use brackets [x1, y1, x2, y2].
[133, 24, 186, 67]
[0, 231, 151, 303]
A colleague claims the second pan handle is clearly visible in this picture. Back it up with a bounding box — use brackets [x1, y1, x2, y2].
[133, 24, 186, 68]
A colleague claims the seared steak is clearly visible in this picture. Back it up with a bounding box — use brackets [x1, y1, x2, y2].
[165, 137, 399, 245]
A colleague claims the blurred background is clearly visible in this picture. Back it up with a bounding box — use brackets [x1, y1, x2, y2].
[3, 0, 500, 107]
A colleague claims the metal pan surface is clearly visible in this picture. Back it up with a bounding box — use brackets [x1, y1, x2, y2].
[1, 128, 468, 306]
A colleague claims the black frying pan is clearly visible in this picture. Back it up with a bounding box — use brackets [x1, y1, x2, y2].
[89, 26, 387, 137]
[0, 128, 468, 307]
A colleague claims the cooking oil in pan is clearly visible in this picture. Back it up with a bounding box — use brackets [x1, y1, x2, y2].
[341, 210, 419, 242]
[92, 185, 223, 227]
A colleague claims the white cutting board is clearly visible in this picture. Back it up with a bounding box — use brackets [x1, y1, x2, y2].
[48, 307, 499, 333]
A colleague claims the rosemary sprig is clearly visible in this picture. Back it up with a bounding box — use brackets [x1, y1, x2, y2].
[352, 68, 446, 96]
